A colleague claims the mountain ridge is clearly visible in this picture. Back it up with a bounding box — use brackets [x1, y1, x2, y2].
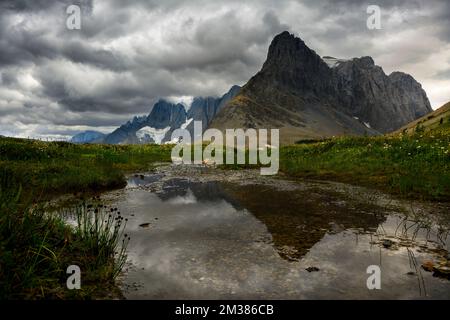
[209, 31, 432, 144]
[70, 130, 106, 144]
[96, 85, 241, 144]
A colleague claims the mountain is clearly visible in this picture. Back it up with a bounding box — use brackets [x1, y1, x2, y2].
[334, 58, 431, 132]
[185, 85, 241, 140]
[70, 130, 105, 144]
[393, 101, 450, 135]
[103, 101, 188, 144]
[102, 85, 240, 144]
[209, 31, 432, 144]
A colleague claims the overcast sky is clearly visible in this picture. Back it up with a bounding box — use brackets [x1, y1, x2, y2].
[0, 0, 449, 139]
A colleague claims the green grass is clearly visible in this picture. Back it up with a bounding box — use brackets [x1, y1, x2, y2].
[280, 123, 450, 200]
[0, 187, 129, 299]
[217, 122, 450, 201]
[0, 137, 172, 199]
[0, 137, 171, 299]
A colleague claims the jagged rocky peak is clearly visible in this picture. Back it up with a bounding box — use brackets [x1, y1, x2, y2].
[256, 31, 333, 94]
[333, 55, 432, 132]
[264, 31, 328, 71]
[265, 31, 308, 61]
[100, 85, 240, 145]
[147, 100, 187, 128]
[352, 56, 375, 67]
[210, 31, 433, 142]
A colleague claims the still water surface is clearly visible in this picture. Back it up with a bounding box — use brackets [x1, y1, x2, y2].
[100, 173, 450, 299]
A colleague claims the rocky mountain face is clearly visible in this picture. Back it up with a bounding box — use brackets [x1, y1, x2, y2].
[103, 115, 147, 144]
[210, 31, 432, 144]
[185, 85, 241, 138]
[334, 57, 432, 132]
[394, 101, 450, 135]
[100, 85, 240, 144]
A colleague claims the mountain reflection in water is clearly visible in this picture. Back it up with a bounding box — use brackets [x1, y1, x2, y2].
[99, 176, 450, 299]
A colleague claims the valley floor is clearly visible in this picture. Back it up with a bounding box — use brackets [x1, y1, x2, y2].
[0, 122, 448, 298]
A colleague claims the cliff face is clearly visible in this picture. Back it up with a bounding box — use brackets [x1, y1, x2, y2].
[334, 58, 432, 132]
[210, 31, 432, 143]
[77, 32, 432, 145]
[185, 85, 241, 135]
[102, 85, 240, 144]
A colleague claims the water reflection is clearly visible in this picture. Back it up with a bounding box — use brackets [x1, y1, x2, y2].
[222, 184, 387, 261]
[100, 176, 450, 299]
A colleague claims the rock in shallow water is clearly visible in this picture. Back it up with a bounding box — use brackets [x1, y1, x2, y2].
[306, 267, 320, 272]
[139, 223, 151, 228]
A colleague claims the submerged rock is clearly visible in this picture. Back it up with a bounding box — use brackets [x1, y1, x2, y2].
[382, 239, 395, 248]
[306, 267, 320, 272]
[139, 223, 151, 228]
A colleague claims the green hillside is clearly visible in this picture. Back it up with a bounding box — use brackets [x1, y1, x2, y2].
[395, 101, 450, 135]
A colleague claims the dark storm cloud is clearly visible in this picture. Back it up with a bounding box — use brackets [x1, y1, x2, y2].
[59, 96, 152, 114]
[138, 11, 288, 72]
[0, 0, 449, 138]
[61, 41, 128, 71]
[0, 0, 70, 11]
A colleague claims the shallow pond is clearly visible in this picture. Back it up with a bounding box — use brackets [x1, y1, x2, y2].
[97, 169, 450, 299]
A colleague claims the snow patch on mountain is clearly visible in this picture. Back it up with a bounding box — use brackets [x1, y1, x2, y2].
[322, 56, 348, 68]
[181, 118, 193, 130]
[136, 126, 171, 144]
